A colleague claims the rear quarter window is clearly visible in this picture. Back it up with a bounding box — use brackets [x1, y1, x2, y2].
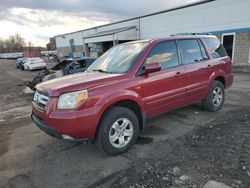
[202, 37, 228, 59]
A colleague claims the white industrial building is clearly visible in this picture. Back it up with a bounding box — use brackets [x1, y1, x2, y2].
[55, 0, 250, 66]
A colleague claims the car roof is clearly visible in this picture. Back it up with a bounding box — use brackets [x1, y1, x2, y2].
[121, 34, 216, 45]
[156, 34, 216, 41]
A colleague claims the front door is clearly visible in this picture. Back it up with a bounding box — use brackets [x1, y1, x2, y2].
[141, 40, 186, 117]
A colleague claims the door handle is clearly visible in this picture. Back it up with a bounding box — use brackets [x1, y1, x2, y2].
[175, 72, 183, 77]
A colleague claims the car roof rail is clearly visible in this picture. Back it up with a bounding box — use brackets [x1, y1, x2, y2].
[171, 33, 212, 36]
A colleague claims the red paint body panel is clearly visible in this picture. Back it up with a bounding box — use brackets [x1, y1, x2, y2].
[32, 35, 233, 140]
[183, 60, 213, 103]
[142, 66, 186, 116]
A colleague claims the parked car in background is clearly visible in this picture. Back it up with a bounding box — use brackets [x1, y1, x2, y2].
[47, 57, 96, 74]
[25, 57, 96, 90]
[23, 57, 46, 71]
[32, 34, 233, 155]
[16, 57, 28, 70]
[42, 57, 96, 81]
[16, 57, 24, 68]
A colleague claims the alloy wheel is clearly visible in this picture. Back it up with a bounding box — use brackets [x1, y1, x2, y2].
[109, 118, 133, 148]
[212, 86, 223, 107]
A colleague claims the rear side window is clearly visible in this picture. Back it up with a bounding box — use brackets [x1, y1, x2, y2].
[203, 37, 227, 59]
[179, 39, 203, 64]
[146, 41, 179, 70]
[198, 40, 208, 60]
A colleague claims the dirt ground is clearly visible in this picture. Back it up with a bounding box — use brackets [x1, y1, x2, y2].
[0, 59, 250, 188]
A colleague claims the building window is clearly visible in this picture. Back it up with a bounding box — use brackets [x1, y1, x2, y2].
[69, 39, 75, 53]
[221, 33, 235, 61]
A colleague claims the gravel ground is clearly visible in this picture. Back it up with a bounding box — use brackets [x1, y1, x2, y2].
[0, 59, 250, 188]
[109, 107, 250, 188]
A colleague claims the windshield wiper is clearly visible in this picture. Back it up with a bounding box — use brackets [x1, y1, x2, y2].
[92, 69, 113, 74]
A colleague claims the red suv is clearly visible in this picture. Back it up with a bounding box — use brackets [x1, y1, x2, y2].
[32, 35, 233, 155]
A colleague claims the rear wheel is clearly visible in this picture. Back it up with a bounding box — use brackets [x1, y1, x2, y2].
[202, 80, 225, 112]
[96, 107, 139, 155]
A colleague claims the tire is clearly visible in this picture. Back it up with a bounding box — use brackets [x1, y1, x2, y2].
[96, 106, 139, 155]
[202, 80, 225, 112]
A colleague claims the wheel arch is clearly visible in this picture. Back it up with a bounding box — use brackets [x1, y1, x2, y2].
[95, 98, 145, 138]
[214, 76, 225, 87]
[209, 69, 226, 87]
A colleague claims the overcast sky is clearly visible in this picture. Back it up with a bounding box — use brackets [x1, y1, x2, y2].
[0, 0, 201, 47]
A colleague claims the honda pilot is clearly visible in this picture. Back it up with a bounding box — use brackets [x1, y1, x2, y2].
[32, 35, 233, 155]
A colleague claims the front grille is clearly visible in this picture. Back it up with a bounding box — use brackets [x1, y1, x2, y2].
[33, 91, 49, 111]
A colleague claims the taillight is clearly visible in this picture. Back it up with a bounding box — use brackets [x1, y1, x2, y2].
[226, 57, 232, 73]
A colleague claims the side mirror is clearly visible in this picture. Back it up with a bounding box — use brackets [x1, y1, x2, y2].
[143, 63, 161, 74]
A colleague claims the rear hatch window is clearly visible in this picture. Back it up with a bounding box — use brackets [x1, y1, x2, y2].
[203, 37, 227, 59]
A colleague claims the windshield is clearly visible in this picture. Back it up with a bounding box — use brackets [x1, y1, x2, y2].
[87, 42, 148, 74]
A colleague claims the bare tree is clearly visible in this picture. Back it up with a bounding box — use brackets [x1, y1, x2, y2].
[0, 33, 26, 53]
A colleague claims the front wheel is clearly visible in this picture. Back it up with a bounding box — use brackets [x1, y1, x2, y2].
[96, 107, 139, 155]
[202, 80, 225, 112]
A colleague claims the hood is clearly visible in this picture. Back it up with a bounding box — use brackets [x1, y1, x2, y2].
[36, 72, 123, 97]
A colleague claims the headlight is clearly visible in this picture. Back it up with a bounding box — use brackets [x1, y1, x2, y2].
[57, 90, 88, 109]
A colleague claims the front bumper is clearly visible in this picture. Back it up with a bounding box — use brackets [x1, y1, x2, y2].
[31, 97, 101, 141]
[31, 113, 61, 138]
[31, 113, 92, 142]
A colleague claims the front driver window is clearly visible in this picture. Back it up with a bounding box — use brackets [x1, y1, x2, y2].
[145, 41, 179, 70]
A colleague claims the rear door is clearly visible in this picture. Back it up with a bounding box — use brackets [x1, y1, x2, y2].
[141, 40, 186, 117]
[178, 39, 212, 103]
